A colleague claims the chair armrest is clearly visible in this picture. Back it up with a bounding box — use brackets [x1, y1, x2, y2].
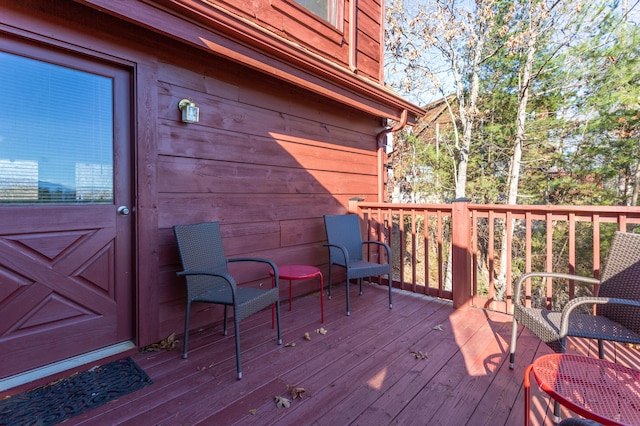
[559, 296, 640, 338]
[513, 272, 600, 307]
[362, 241, 391, 264]
[176, 270, 238, 296]
[177, 269, 234, 281]
[227, 257, 280, 288]
[323, 243, 351, 265]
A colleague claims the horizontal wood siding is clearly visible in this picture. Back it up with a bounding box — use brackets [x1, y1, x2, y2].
[355, 0, 382, 80]
[154, 40, 383, 338]
[184, 0, 351, 72]
[1, 0, 385, 351]
[165, 0, 383, 84]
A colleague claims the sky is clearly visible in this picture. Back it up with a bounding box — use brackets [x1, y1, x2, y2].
[0, 51, 113, 198]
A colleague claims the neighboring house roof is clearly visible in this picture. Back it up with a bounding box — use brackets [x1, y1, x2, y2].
[413, 95, 457, 139]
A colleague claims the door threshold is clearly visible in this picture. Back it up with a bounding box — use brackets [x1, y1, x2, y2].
[0, 341, 136, 392]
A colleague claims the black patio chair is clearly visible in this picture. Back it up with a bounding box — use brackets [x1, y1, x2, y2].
[324, 214, 392, 316]
[557, 419, 602, 426]
[510, 231, 640, 368]
[511, 232, 640, 421]
[173, 222, 282, 380]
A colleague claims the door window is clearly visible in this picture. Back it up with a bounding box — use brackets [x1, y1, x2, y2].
[0, 51, 113, 204]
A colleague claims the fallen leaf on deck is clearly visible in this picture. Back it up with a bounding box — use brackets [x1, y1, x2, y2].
[140, 332, 177, 352]
[433, 324, 444, 331]
[274, 395, 291, 408]
[304, 332, 311, 341]
[196, 363, 214, 371]
[410, 350, 429, 359]
[285, 342, 296, 347]
[315, 327, 328, 335]
[249, 409, 257, 415]
[288, 384, 306, 399]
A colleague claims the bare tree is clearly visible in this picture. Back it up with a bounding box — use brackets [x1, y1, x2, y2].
[386, 0, 499, 199]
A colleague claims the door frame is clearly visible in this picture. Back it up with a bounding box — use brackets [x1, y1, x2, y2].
[0, 31, 142, 390]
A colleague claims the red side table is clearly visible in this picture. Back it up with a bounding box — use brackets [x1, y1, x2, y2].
[271, 264, 324, 326]
[524, 353, 640, 425]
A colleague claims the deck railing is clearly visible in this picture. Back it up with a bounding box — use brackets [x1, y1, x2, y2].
[349, 199, 640, 314]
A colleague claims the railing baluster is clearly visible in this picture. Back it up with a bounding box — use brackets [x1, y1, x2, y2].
[351, 202, 640, 314]
[423, 209, 429, 295]
[437, 209, 443, 297]
[569, 213, 576, 299]
[488, 210, 495, 303]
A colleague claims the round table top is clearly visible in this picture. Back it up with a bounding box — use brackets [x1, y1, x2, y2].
[531, 354, 640, 425]
[270, 264, 321, 280]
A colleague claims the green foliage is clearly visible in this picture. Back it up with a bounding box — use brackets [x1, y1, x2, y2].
[385, 0, 640, 302]
[386, 0, 639, 207]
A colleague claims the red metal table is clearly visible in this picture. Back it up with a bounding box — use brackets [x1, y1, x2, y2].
[271, 265, 324, 326]
[524, 354, 640, 425]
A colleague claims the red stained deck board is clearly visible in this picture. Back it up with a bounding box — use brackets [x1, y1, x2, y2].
[30, 284, 640, 426]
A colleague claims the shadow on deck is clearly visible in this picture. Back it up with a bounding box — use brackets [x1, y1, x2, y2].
[16, 284, 640, 425]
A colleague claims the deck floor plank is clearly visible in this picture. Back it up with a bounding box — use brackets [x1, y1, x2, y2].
[267, 300, 453, 426]
[8, 283, 640, 426]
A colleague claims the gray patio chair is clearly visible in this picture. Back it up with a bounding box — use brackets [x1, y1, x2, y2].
[558, 419, 602, 426]
[324, 214, 392, 316]
[173, 222, 282, 380]
[510, 231, 640, 369]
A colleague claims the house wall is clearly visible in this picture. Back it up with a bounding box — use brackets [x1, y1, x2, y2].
[154, 42, 384, 337]
[0, 0, 384, 346]
[171, 0, 384, 82]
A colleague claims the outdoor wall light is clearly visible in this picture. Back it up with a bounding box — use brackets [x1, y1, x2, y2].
[178, 98, 199, 123]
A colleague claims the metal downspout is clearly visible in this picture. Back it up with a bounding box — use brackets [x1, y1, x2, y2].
[376, 109, 408, 202]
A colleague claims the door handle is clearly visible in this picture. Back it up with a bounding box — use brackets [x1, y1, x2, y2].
[117, 206, 130, 216]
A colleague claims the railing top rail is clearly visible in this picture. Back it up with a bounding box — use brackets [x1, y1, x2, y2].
[356, 202, 640, 214]
[466, 204, 640, 214]
[355, 202, 454, 211]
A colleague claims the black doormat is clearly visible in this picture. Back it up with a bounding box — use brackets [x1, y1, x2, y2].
[0, 357, 152, 426]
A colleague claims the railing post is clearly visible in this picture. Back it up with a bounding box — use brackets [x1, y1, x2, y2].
[452, 198, 472, 309]
[348, 197, 364, 214]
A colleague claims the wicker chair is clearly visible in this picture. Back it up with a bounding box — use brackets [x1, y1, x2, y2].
[510, 231, 640, 369]
[557, 419, 603, 426]
[324, 214, 392, 316]
[173, 222, 282, 380]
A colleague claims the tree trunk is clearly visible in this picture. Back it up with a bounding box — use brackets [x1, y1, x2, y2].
[632, 152, 640, 205]
[445, 1, 491, 291]
[496, 13, 538, 301]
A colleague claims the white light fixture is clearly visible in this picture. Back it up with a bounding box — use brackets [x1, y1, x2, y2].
[178, 98, 199, 123]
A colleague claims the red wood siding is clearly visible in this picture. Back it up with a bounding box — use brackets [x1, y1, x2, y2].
[207, 0, 383, 83]
[76, 0, 423, 123]
[0, 0, 418, 381]
[154, 41, 383, 337]
[354, 0, 383, 80]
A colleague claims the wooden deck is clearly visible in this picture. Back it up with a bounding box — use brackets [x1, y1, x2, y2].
[15, 284, 640, 425]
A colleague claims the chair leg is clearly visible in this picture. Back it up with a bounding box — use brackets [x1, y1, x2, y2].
[387, 274, 393, 309]
[233, 312, 242, 380]
[509, 317, 518, 369]
[223, 305, 228, 336]
[553, 401, 561, 424]
[327, 264, 333, 300]
[358, 278, 363, 295]
[598, 339, 605, 359]
[183, 301, 191, 359]
[275, 299, 282, 345]
[345, 273, 351, 316]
